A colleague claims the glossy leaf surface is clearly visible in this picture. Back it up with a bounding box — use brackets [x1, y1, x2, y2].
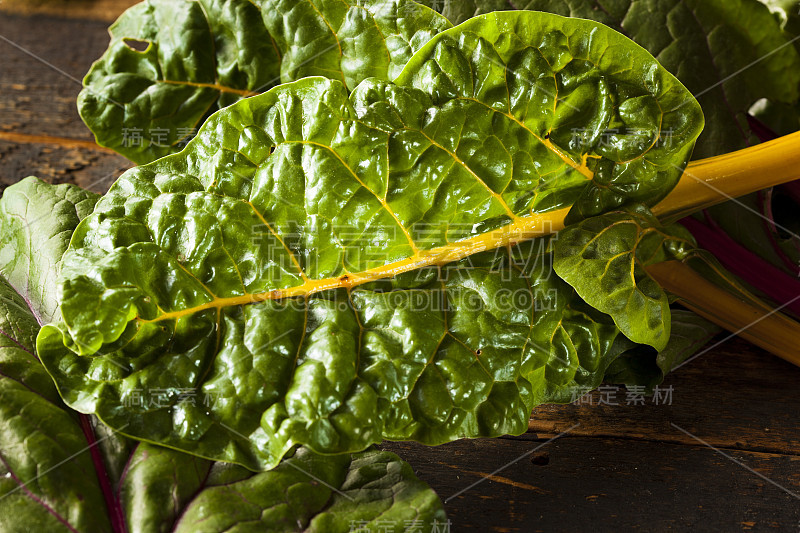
[0, 177, 99, 325]
[434, 0, 800, 158]
[395, 11, 703, 219]
[79, 0, 282, 164]
[260, 0, 452, 89]
[41, 13, 705, 467]
[0, 179, 446, 533]
[79, 0, 450, 164]
[552, 206, 695, 351]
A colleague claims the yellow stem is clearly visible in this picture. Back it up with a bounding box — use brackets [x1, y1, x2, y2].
[646, 261, 800, 368]
[527, 132, 800, 364]
[652, 130, 800, 221]
[151, 133, 800, 360]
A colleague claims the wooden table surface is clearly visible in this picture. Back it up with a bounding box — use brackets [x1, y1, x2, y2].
[1, 3, 799, 531]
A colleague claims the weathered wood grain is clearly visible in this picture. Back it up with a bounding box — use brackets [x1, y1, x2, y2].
[383, 436, 800, 531]
[0, 140, 130, 193]
[0, 0, 138, 22]
[0, 14, 132, 191]
[0, 14, 116, 141]
[529, 338, 800, 455]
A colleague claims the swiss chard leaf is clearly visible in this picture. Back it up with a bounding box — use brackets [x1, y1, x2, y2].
[260, 0, 452, 89]
[552, 205, 696, 351]
[0, 177, 100, 325]
[434, 0, 800, 158]
[79, 0, 282, 164]
[0, 178, 446, 533]
[39, 14, 704, 468]
[79, 0, 451, 164]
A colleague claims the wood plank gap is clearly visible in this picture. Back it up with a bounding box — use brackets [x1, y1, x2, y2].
[0, 132, 118, 155]
[524, 428, 800, 458]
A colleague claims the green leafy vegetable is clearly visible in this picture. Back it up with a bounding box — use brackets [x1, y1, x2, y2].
[552, 205, 695, 351]
[79, 0, 281, 164]
[79, 0, 451, 164]
[0, 178, 446, 533]
[433, 0, 800, 158]
[0, 177, 100, 325]
[38, 11, 705, 469]
[260, 0, 452, 89]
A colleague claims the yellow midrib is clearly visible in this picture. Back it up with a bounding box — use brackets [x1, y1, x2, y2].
[140, 206, 571, 323]
[414, 128, 521, 221]
[292, 139, 420, 254]
[457, 95, 594, 180]
[159, 79, 257, 98]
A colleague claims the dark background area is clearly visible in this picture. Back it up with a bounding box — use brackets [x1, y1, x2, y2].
[1, 3, 798, 530]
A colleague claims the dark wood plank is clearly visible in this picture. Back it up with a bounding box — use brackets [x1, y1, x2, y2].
[0, 13, 132, 191]
[0, 0, 138, 22]
[0, 140, 129, 193]
[0, 14, 116, 141]
[528, 338, 800, 455]
[383, 436, 800, 531]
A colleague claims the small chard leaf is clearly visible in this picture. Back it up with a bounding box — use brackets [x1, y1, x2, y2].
[0, 177, 99, 325]
[117, 444, 447, 533]
[80, 0, 282, 164]
[552, 205, 696, 351]
[0, 181, 446, 533]
[433, 0, 800, 157]
[171, 447, 448, 532]
[79, 0, 451, 164]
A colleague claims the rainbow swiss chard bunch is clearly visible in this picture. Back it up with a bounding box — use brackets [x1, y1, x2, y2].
[3, 1, 800, 530]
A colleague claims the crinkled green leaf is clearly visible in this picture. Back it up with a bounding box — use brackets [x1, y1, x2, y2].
[38, 232, 634, 469]
[79, 0, 282, 164]
[552, 205, 696, 351]
[0, 177, 99, 325]
[434, 0, 800, 157]
[79, 0, 451, 164]
[39, 12, 704, 469]
[260, 0, 452, 89]
[604, 309, 721, 389]
[171, 447, 448, 533]
[0, 180, 446, 533]
[396, 12, 703, 219]
[116, 443, 448, 533]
